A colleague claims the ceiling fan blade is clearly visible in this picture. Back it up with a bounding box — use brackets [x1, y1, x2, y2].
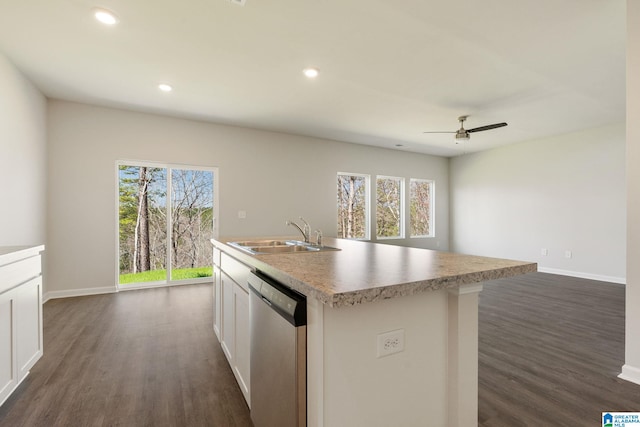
[422, 131, 456, 134]
[466, 122, 508, 133]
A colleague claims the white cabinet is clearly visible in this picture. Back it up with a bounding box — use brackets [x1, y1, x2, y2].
[14, 277, 43, 379]
[220, 270, 235, 363]
[0, 290, 17, 405]
[211, 247, 251, 407]
[0, 246, 44, 408]
[233, 282, 250, 404]
[213, 248, 222, 339]
[213, 267, 222, 339]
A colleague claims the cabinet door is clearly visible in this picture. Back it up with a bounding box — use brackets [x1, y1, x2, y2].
[213, 267, 222, 340]
[14, 278, 43, 378]
[0, 291, 17, 406]
[233, 283, 250, 406]
[220, 271, 235, 364]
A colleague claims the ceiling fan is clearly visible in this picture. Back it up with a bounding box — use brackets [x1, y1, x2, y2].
[424, 115, 507, 141]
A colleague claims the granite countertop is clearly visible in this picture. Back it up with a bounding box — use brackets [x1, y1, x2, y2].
[212, 237, 537, 308]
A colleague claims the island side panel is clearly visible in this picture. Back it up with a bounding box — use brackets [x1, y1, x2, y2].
[319, 289, 449, 427]
[306, 297, 325, 427]
[447, 283, 482, 427]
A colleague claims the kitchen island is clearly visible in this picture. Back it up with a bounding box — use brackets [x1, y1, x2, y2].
[211, 237, 536, 427]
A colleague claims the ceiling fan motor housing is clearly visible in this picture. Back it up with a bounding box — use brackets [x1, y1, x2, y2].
[455, 129, 470, 140]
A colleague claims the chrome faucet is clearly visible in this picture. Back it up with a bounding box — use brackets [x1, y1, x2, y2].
[299, 217, 310, 242]
[286, 217, 310, 243]
[315, 229, 323, 247]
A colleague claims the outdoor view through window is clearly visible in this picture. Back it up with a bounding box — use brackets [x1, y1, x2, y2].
[337, 173, 368, 239]
[410, 179, 432, 237]
[376, 176, 403, 238]
[118, 164, 215, 286]
[338, 173, 433, 240]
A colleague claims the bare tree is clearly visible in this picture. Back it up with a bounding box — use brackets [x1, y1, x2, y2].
[410, 180, 431, 236]
[377, 178, 401, 237]
[171, 170, 213, 271]
[134, 166, 151, 273]
[119, 165, 212, 279]
[338, 175, 366, 239]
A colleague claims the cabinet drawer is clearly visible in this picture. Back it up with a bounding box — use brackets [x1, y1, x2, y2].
[220, 253, 251, 292]
[0, 256, 41, 295]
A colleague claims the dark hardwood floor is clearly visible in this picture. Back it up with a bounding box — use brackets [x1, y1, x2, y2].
[0, 284, 252, 427]
[479, 273, 640, 426]
[0, 273, 638, 426]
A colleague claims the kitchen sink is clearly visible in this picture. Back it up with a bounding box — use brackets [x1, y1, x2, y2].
[227, 239, 340, 255]
[231, 240, 290, 247]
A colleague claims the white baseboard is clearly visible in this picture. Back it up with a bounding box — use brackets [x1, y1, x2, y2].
[43, 286, 116, 303]
[537, 267, 626, 285]
[619, 364, 640, 385]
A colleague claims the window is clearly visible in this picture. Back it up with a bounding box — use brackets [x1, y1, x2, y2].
[337, 173, 369, 239]
[376, 176, 404, 239]
[117, 162, 217, 287]
[410, 179, 433, 237]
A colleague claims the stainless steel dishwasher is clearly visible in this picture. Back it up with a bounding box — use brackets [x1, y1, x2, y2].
[248, 271, 307, 427]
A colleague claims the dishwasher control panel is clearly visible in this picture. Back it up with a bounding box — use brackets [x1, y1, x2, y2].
[248, 271, 306, 326]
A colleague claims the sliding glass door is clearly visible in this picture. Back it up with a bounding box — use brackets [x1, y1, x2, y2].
[117, 162, 217, 288]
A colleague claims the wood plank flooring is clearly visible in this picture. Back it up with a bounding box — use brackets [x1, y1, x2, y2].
[0, 284, 252, 427]
[0, 273, 638, 426]
[478, 273, 640, 426]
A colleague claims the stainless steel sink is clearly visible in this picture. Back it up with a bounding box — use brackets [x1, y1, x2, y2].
[227, 239, 340, 255]
[249, 245, 312, 253]
[230, 240, 290, 247]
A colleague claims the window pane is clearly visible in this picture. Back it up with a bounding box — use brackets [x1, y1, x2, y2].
[376, 177, 402, 238]
[410, 179, 433, 237]
[337, 174, 368, 239]
[118, 165, 167, 284]
[170, 169, 214, 280]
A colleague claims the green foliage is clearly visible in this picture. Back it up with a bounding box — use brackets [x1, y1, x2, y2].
[119, 267, 213, 284]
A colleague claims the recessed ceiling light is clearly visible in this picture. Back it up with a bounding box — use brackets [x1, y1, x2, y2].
[303, 67, 319, 78]
[158, 83, 173, 92]
[93, 8, 119, 25]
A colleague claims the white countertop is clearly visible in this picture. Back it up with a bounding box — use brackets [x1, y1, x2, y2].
[0, 245, 45, 267]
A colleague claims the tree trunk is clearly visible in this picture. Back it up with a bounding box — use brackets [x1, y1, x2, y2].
[347, 176, 356, 238]
[134, 167, 151, 273]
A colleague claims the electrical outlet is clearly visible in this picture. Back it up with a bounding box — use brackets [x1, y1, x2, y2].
[541, 248, 548, 256]
[238, 210, 247, 219]
[565, 250, 572, 259]
[377, 329, 405, 358]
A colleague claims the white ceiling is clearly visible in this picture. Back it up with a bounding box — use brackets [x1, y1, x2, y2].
[0, 0, 626, 157]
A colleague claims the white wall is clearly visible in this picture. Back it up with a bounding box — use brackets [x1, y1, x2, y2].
[0, 53, 47, 246]
[450, 123, 625, 283]
[46, 100, 449, 295]
[621, 0, 640, 385]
